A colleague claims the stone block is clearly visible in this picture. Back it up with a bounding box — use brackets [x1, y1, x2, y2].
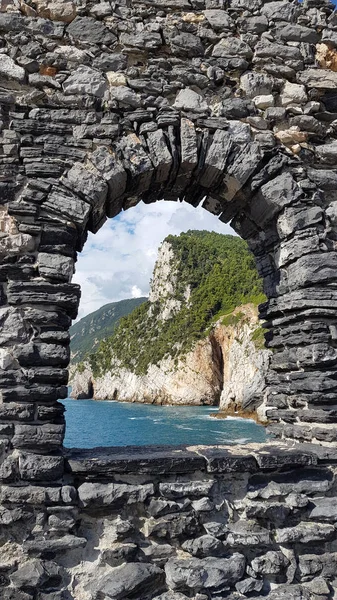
[249, 172, 302, 228]
[15, 343, 69, 368]
[225, 521, 271, 547]
[199, 129, 232, 188]
[299, 68, 337, 89]
[275, 522, 335, 544]
[174, 89, 208, 113]
[93, 563, 164, 600]
[0, 484, 61, 505]
[147, 513, 200, 540]
[23, 535, 87, 557]
[42, 186, 91, 230]
[196, 447, 257, 474]
[78, 482, 154, 509]
[67, 16, 116, 44]
[12, 423, 65, 451]
[182, 535, 225, 557]
[165, 555, 246, 592]
[89, 147, 126, 218]
[7, 281, 80, 319]
[38, 253, 74, 282]
[159, 481, 214, 499]
[147, 129, 172, 184]
[19, 454, 64, 481]
[66, 446, 206, 477]
[10, 558, 61, 591]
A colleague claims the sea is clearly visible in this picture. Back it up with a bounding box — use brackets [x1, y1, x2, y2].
[61, 398, 267, 449]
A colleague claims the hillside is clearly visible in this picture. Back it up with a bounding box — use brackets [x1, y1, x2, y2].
[70, 297, 147, 363]
[70, 231, 270, 413]
[89, 232, 265, 378]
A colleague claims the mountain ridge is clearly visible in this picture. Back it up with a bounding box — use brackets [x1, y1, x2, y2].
[70, 296, 147, 363]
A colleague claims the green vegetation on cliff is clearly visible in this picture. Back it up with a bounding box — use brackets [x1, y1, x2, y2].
[88, 232, 265, 378]
[70, 297, 147, 362]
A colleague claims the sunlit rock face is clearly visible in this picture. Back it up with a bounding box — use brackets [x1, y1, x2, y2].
[71, 306, 270, 409]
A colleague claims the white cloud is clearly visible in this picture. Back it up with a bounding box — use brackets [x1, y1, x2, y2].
[73, 200, 236, 321]
[131, 285, 143, 298]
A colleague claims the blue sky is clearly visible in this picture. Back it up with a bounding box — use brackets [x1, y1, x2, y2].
[74, 201, 234, 320]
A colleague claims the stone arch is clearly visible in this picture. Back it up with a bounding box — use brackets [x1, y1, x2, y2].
[0, 0, 337, 466]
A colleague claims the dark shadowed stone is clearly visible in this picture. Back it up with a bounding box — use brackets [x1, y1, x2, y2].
[101, 543, 138, 567]
[67, 16, 116, 45]
[199, 129, 232, 188]
[66, 446, 206, 477]
[147, 513, 200, 540]
[23, 535, 87, 557]
[248, 467, 333, 498]
[252, 445, 317, 469]
[249, 172, 302, 227]
[93, 562, 165, 600]
[251, 551, 289, 576]
[10, 559, 61, 591]
[15, 343, 69, 367]
[298, 552, 337, 579]
[18, 454, 64, 481]
[12, 424, 65, 451]
[7, 281, 80, 319]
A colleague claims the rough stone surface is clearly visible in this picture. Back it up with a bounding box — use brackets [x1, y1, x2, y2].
[1, 0, 337, 597]
[0, 0, 336, 450]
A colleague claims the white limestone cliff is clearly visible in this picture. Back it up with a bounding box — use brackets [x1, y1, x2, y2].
[70, 304, 270, 419]
[70, 239, 271, 418]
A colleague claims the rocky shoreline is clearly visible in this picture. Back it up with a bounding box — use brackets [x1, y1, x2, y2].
[70, 304, 271, 419]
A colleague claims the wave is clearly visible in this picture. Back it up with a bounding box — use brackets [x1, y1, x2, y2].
[224, 416, 255, 423]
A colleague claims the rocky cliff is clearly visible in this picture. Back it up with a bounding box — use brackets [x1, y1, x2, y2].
[70, 232, 271, 416]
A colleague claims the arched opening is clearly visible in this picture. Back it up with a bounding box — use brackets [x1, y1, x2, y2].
[64, 199, 269, 448]
[3, 118, 337, 452]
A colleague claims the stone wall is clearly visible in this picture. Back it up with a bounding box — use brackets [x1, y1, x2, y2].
[0, 0, 337, 450]
[2, 1, 337, 596]
[3, 442, 337, 599]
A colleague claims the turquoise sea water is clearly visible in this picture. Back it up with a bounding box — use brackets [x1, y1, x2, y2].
[61, 398, 267, 448]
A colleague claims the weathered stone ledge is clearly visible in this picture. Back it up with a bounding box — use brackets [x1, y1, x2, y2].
[65, 441, 319, 479]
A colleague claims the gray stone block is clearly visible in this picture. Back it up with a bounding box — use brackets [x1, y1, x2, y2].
[165, 554, 246, 592]
[93, 562, 165, 600]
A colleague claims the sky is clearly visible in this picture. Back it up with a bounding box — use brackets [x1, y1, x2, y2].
[73, 200, 235, 321]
